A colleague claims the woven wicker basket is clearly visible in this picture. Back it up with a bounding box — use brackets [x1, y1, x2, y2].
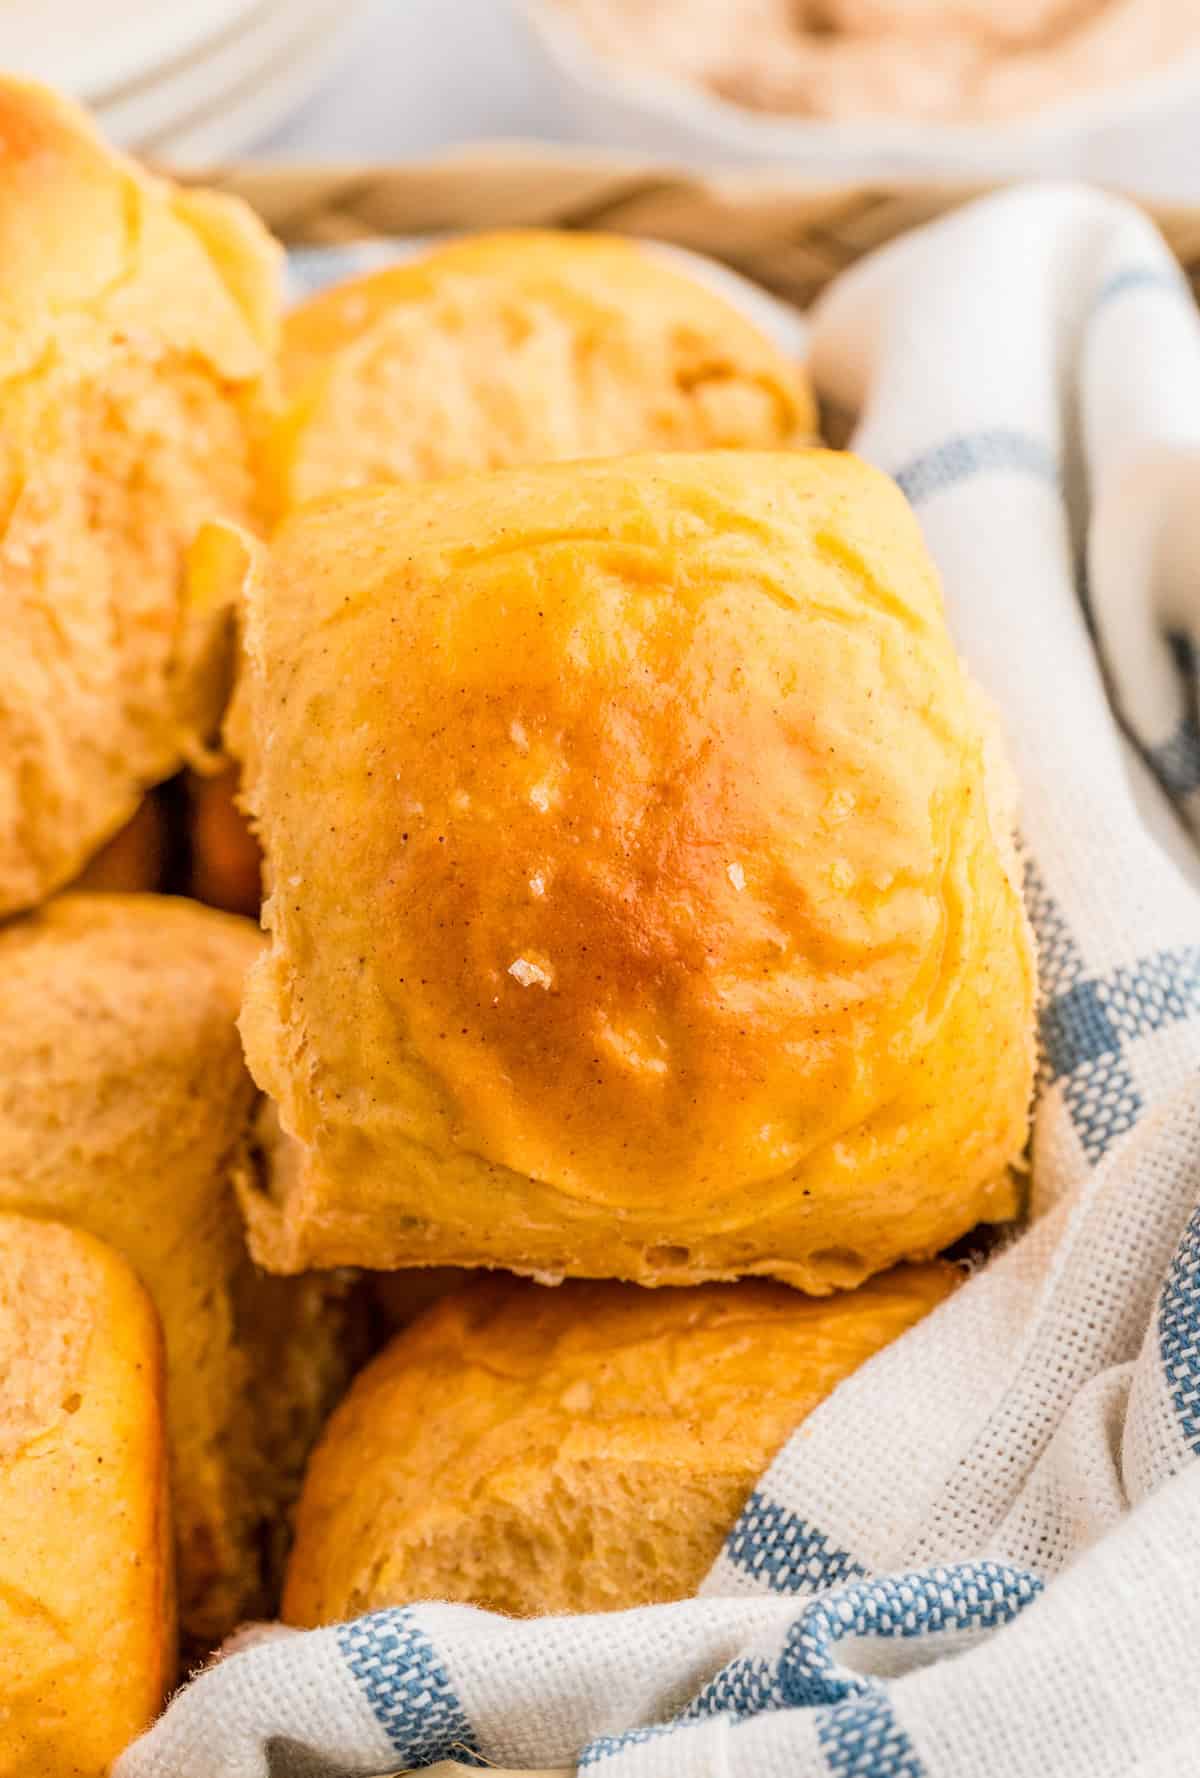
[193, 147, 1200, 310]
[190, 147, 1196, 1778]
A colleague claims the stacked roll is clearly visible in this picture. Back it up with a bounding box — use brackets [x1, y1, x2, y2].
[0, 75, 1037, 1770]
[0, 77, 354, 1771]
[227, 236, 1035, 1619]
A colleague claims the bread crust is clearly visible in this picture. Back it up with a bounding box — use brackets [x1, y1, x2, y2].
[0, 76, 280, 915]
[0, 1212, 172, 1775]
[0, 893, 352, 1645]
[237, 450, 1035, 1290]
[207, 228, 819, 916]
[266, 228, 816, 514]
[285, 1265, 956, 1623]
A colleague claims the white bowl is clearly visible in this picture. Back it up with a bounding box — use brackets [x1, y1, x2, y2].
[0, 0, 260, 103]
[515, 0, 1200, 201]
[96, 0, 354, 158]
[104, 0, 363, 163]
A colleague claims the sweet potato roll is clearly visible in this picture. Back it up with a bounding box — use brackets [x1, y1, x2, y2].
[236, 450, 1036, 1291]
[285, 1266, 957, 1622]
[0, 1213, 172, 1775]
[267, 228, 816, 513]
[0, 76, 278, 915]
[0, 894, 353, 1645]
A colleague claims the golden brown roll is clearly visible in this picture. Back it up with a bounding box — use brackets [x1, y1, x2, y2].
[0, 894, 353, 1647]
[71, 791, 167, 894]
[0, 1212, 172, 1775]
[285, 1265, 956, 1622]
[0, 76, 279, 916]
[207, 230, 816, 907]
[187, 764, 263, 915]
[266, 229, 816, 516]
[237, 451, 1036, 1291]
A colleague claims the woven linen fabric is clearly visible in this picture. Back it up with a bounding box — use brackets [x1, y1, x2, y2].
[121, 185, 1200, 1778]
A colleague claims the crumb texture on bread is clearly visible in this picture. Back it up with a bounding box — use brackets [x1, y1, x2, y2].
[0, 893, 352, 1646]
[285, 1265, 956, 1623]
[239, 451, 1036, 1288]
[0, 76, 280, 916]
[266, 229, 816, 515]
[0, 1212, 171, 1776]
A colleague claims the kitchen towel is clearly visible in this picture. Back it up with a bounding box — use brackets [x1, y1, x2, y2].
[120, 183, 1200, 1778]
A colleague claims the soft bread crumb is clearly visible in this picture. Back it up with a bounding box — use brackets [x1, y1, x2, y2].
[285, 1267, 957, 1624]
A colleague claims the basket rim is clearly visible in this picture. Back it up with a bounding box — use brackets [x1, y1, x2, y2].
[169, 152, 1200, 311]
[178, 150, 1200, 232]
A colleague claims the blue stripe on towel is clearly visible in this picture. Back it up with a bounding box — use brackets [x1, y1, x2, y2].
[724, 1494, 867, 1594]
[579, 1723, 678, 1767]
[336, 1609, 477, 1762]
[1092, 264, 1190, 316]
[806, 1563, 1041, 1776]
[583, 1562, 1041, 1769]
[682, 1652, 781, 1723]
[1159, 1204, 1200, 1458]
[817, 1693, 924, 1778]
[893, 429, 1060, 508]
[1027, 860, 1200, 1162]
[1038, 946, 1200, 1164]
[780, 1563, 1042, 1701]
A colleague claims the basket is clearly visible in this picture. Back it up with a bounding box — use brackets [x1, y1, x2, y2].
[179, 147, 1200, 1778]
[187, 147, 1200, 311]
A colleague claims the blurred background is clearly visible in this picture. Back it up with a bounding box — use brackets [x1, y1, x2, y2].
[8, 0, 1200, 196]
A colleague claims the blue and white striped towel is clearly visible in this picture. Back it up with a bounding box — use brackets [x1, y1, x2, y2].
[121, 185, 1200, 1778]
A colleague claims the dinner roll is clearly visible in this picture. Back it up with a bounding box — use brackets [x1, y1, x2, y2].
[285, 1266, 956, 1622]
[187, 765, 262, 914]
[72, 792, 167, 894]
[237, 451, 1036, 1290]
[208, 230, 815, 916]
[0, 76, 278, 916]
[0, 1213, 171, 1775]
[267, 229, 815, 515]
[0, 894, 354, 1646]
